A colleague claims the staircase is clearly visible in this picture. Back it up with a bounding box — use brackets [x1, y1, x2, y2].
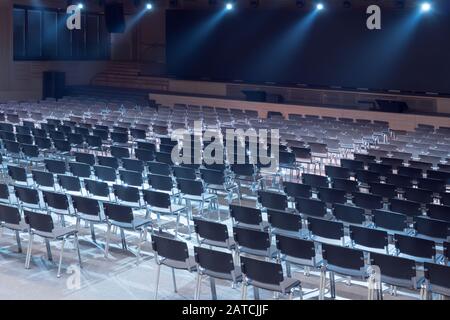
[91, 61, 170, 91]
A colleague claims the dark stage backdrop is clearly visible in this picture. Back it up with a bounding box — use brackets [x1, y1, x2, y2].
[166, 5, 450, 94]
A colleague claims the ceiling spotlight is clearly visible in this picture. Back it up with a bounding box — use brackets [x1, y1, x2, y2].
[225, 2, 233, 10]
[316, 3, 324, 10]
[420, 2, 431, 12]
[77, 3, 83, 9]
[146, 3, 153, 10]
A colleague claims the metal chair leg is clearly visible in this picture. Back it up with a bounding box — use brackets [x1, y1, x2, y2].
[57, 238, 66, 278]
[15, 230, 22, 253]
[319, 267, 326, 300]
[241, 283, 247, 300]
[74, 233, 82, 268]
[45, 239, 53, 261]
[210, 277, 217, 300]
[154, 263, 161, 300]
[253, 287, 260, 300]
[195, 273, 202, 300]
[136, 229, 144, 265]
[104, 224, 111, 258]
[172, 268, 177, 293]
[25, 233, 34, 269]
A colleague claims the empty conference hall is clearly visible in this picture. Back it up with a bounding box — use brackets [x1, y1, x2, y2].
[0, 0, 449, 302]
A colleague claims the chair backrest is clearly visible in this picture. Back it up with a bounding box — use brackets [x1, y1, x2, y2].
[267, 209, 302, 233]
[67, 161, 90, 178]
[369, 182, 397, 199]
[395, 234, 436, 260]
[295, 197, 327, 217]
[333, 203, 366, 225]
[372, 209, 408, 232]
[8, 165, 27, 182]
[379, 156, 403, 168]
[84, 178, 109, 197]
[417, 178, 446, 194]
[317, 187, 347, 205]
[151, 234, 189, 262]
[308, 217, 344, 241]
[230, 204, 263, 227]
[4, 140, 20, 153]
[72, 195, 100, 216]
[148, 161, 171, 176]
[113, 184, 140, 203]
[275, 234, 315, 261]
[283, 181, 312, 198]
[368, 162, 393, 176]
[404, 187, 433, 204]
[427, 170, 450, 184]
[111, 131, 128, 144]
[230, 164, 255, 177]
[42, 191, 69, 210]
[325, 165, 351, 179]
[258, 190, 288, 211]
[194, 246, 235, 275]
[427, 203, 450, 222]
[122, 158, 144, 173]
[233, 226, 271, 251]
[119, 169, 143, 187]
[74, 152, 96, 166]
[14, 186, 39, 205]
[0, 203, 21, 225]
[355, 153, 376, 164]
[143, 189, 171, 209]
[414, 216, 450, 240]
[389, 198, 422, 216]
[385, 173, 413, 189]
[110, 146, 129, 159]
[177, 178, 203, 196]
[302, 173, 328, 188]
[21, 144, 39, 157]
[398, 166, 423, 179]
[331, 178, 359, 193]
[155, 152, 174, 165]
[103, 202, 134, 223]
[53, 139, 71, 152]
[24, 210, 54, 233]
[349, 225, 388, 250]
[341, 159, 364, 172]
[424, 262, 450, 291]
[173, 166, 196, 180]
[200, 168, 225, 185]
[135, 148, 155, 162]
[148, 174, 174, 192]
[352, 192, 383, 210]
[240, 256, 284, 285]
[0, 183, 9, 201]
[355, 170, 380, 184]
[57, 174, 82, 192]
[193, 217, 229, 243]
[371, 252, 416, 282]
[322, 243, 365, 271]
[97, 156, 119, 169]
[94, 165, 117, 182]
